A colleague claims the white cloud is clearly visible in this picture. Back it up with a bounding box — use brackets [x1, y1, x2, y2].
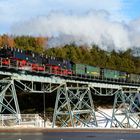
[11, 10, 140, 51]
[1, 0, 140, 50]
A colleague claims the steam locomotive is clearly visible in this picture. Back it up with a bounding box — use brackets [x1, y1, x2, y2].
[0, 46, 72, 75]
[0, 46, 140, 84]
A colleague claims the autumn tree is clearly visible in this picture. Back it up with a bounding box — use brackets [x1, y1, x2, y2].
[35, 37, 47, 53]
[0, 34, 15, 47]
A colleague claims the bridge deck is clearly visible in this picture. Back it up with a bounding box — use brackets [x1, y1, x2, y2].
[0, 67, 139, 90]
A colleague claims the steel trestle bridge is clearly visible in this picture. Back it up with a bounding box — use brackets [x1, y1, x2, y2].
[0, 60, 139, 128]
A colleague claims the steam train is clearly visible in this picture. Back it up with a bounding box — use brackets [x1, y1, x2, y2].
[0, 47, 72, 75]
[0, 46, 140, 84]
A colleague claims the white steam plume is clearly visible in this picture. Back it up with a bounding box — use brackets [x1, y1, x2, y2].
[11, 10, 140, 51]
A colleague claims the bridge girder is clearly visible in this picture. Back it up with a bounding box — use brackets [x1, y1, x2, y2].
[0, 73, 139, 128]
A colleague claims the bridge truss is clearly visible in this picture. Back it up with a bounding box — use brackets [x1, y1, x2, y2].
[0, 70, 139, 128]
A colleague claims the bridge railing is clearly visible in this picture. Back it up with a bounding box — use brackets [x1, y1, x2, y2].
[0, 114, 44, 127]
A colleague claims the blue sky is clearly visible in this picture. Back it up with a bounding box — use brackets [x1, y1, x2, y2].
[0, 0, 140, 34]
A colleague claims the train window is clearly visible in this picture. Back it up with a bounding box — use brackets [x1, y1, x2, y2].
[32, 53, 35, 57]
[4, 45, 8, 49]
[13, 48, 15, 51]
[25, 50, 32, 56]
[25, 50, 28, 55]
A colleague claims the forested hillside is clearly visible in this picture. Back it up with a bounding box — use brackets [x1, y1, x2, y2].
[0, 34, 139, 74]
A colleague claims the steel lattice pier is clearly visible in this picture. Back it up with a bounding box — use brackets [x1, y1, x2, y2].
[0, 70, 139, 128]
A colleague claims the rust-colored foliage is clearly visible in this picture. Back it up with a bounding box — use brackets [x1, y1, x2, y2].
[35, 37, 47, 47]
[0, 34, 15, 48]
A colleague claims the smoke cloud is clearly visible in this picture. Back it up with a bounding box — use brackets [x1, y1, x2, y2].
[11, 10, 140, 51]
